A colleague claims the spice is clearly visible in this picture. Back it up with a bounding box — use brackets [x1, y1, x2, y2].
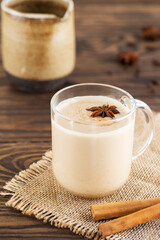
[151, 79, 160, 85]
[142, 26, 159, 41]
[98, 203, 160, 238]
[152, 59, 160, 67]
[86, 105, 120, 118]
[117, 51, 139, 65]
[91, 198, 160, 222]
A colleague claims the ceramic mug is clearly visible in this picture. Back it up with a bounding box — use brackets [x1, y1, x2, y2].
[1, 0, 75, 92]
[51, 83, 154, 198]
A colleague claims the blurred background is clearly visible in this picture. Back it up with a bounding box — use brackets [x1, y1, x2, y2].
[0, 0, 160, 239]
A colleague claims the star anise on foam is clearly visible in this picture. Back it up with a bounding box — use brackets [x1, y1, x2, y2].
[86, 105, 120, 118]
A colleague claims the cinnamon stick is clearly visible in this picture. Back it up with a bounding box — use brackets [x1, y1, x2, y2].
[98, 203, 160, 238]
[91, 198, 160, 221]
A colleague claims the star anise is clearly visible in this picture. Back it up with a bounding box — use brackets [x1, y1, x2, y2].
[117, 51, 139, 65]
[150, 79, 160, 86]
[86, 105, 120, 118]
[142, 26, 159, 41]
[152, 59, 160, 66]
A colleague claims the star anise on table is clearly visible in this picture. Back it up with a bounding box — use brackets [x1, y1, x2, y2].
[86, 105, 120, 118]
[117, 51, 139, 65]
[152, 59, 160, 66]
[142, 26, 159, 41]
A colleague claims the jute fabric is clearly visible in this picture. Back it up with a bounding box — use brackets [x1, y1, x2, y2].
[1, 113, 160, 239]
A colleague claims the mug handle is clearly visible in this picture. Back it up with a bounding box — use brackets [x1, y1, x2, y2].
[132, 99, 154, 160]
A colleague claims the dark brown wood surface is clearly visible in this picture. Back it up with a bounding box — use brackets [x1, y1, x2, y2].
[0, 0, 160, 239]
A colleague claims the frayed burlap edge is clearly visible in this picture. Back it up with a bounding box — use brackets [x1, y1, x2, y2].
[1, 151, 101, 240]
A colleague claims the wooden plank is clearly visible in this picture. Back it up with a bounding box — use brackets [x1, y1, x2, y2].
[0, 143, 83, 239]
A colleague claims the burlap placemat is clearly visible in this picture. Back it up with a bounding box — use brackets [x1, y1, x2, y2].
[1, 113, 160, 240]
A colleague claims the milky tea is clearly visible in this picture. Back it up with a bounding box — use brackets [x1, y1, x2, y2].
[51, 95, 135, 198]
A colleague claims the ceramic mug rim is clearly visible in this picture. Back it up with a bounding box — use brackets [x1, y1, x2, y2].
[1, 0, 74, 20]
[51, 83, 136, 125]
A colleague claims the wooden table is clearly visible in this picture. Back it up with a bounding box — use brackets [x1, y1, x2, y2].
[0, 0, 160, 239]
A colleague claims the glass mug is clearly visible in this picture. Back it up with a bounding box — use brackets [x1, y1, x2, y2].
[51, 83, 154, 198]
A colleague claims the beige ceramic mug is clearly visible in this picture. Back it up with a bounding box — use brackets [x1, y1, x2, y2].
[1, 0, 75, 92]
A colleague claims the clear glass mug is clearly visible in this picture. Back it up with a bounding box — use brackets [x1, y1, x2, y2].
[51, 83, 154, 198]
